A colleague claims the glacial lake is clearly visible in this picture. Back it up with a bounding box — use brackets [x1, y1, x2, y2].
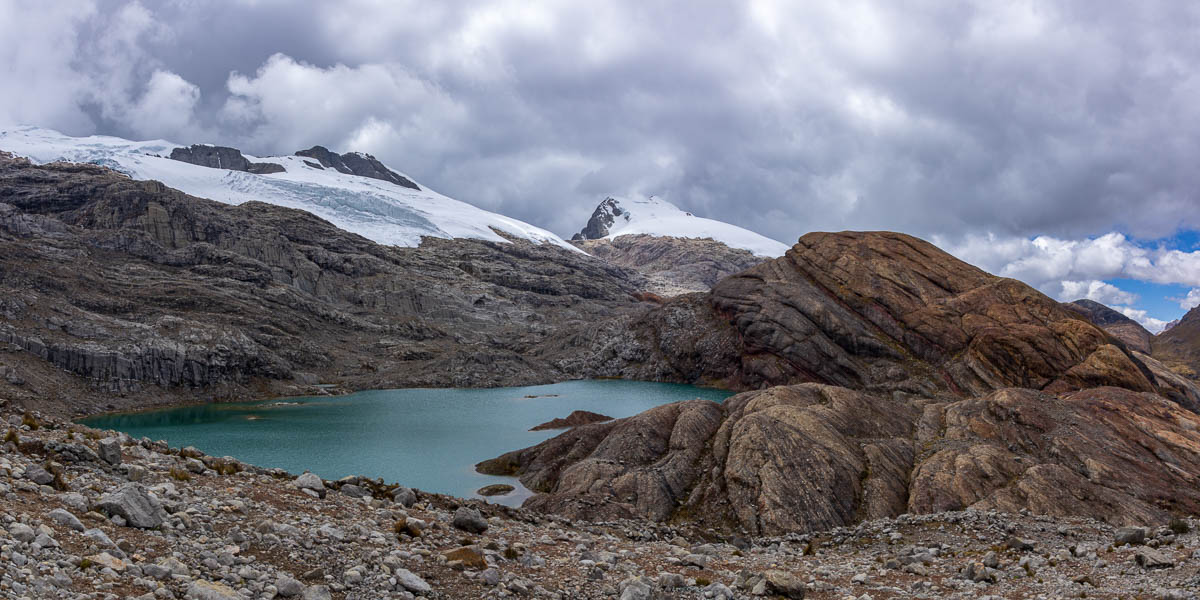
[80, 380, 732, 506]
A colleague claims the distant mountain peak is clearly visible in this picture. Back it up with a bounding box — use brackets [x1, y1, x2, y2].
[572, 195, 789, 257]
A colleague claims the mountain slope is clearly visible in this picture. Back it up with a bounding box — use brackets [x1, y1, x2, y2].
[1153, 306, 1200, 379]
[0, 153, 647, 415]
[572, 195, 790, 257]
[0, 126, 575, 251]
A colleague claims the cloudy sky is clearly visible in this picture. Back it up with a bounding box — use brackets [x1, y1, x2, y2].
[2, 0, 1199, 330]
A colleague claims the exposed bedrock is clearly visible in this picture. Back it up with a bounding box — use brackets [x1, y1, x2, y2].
[487, 384, 1200, 535]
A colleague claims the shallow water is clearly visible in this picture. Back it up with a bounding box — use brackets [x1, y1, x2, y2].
[81, 380, 732, 506]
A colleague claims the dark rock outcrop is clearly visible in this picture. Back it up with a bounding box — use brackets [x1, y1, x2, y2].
[572, 197, 624, 240]
[1064, 299, 1153, 354]
[294, 146, 420, 190]
[488, 384, 1200, 535]
[573, 234, 767, 295]
[529, 410, 613, 431]
[169, 145, 285, 174]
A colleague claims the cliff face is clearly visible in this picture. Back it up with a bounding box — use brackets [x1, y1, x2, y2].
[0, 154, 650, 414]
[560, 231, 1166, 400]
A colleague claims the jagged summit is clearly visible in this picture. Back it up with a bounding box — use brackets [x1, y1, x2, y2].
[0, 126, 575, 251]
[572, 195, 790, 257]
[293, 146, 420, 190]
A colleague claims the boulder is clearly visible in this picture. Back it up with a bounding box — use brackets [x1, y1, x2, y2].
[293, 473, 326, 499]
[185, 580, 240, 600]
[275, 575, 304, 597]
[1116, 526, 1148, 546]
[339, 483, 366, 498]
[48, 508, 84, 531]
[394, 568, 431, 594]
[24, 464, 53, 486]
[764, 570, 807, 599]
[391, 486, 416, 507]
[1135, 548, 1175, 569]
[87, 552, 126, 571]
[97, 437, 122, 465]
[94, 483, 169, 528]
[8, 522, 34, 542]
[452, 507, 488, 534]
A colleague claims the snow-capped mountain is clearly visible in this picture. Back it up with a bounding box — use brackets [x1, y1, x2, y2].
[573, 195, 790, 257]
[0, 126, 576, 251]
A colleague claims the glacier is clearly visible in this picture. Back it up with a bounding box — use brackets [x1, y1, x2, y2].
[0, 126, 578, 252]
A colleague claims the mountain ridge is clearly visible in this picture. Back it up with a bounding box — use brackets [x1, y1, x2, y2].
[572, 195, 790, 257]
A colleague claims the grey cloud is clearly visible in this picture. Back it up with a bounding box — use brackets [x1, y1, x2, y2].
[3, 0, 1200, 247]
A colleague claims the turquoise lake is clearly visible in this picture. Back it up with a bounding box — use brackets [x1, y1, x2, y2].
[81, 380, 732, 506]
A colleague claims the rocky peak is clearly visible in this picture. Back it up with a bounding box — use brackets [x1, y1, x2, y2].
[1064, 299, 1154, 354]
[572, 197, 628, 240]
[169, 145, 285, 175]
[294, 146, 420, 190]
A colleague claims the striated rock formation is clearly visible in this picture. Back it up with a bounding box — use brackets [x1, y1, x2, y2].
[573, 234, 766, 295]
[557, 231, 1161, 400]
[0, 153, 649, 414]
[294, 146, 420, 190]
[487, 384, 1200, 535]
[1064, 299, 1153, 354]
[492, 232, 1200, 535]
[529, 410, 613, 431]
[169, 145, 285, 174]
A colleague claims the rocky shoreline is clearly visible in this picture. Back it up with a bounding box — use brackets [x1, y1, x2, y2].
[0, 405, 1197, 600]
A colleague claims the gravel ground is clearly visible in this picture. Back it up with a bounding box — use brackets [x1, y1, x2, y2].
[0, 407, 1197, 599]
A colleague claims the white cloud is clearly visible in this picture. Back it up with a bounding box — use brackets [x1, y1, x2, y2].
[1058, 280, 1138, 306]
[942, 232, 1200, 293]
[221, 54, 467, 166]
[1115, 306, 1169, 334]
[1182, 288, 1200, 311]
[0, 1, 98, 132]
[126, 70, 201, 139]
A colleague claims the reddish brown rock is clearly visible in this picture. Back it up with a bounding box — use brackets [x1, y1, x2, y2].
[568, 231, 1162, 402]
[487, 384, 1200, 535]
[529, 410, 613, 431]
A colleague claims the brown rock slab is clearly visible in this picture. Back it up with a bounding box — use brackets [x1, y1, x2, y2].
[529, 410, 613, 431]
